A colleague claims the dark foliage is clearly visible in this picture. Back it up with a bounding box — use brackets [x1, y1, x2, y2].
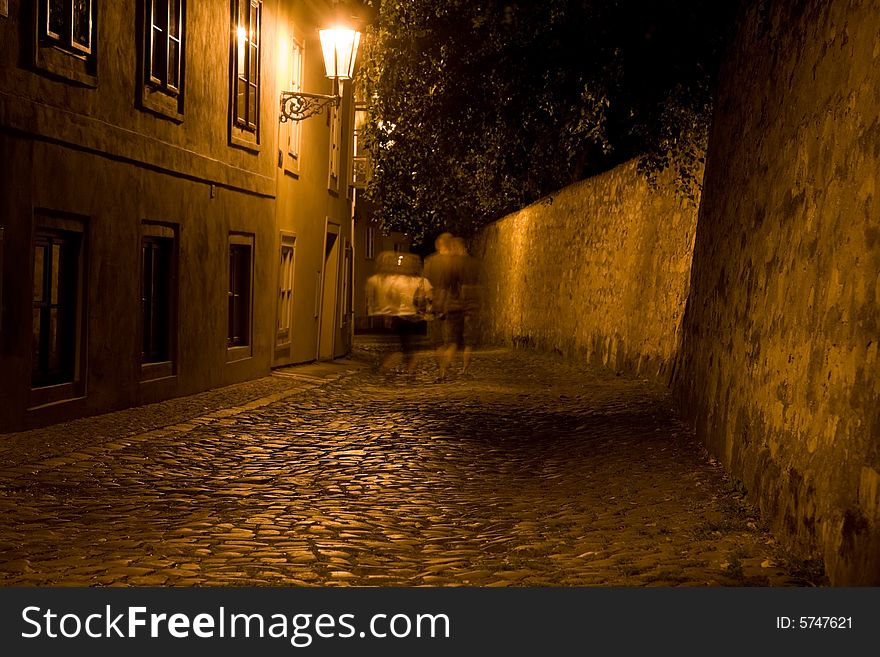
[358, 0, 737, 246]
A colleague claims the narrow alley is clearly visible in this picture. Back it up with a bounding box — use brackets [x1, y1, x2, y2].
[0, 338, 823, 587]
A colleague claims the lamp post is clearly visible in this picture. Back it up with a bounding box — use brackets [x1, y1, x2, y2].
[280, 27, 361, 122]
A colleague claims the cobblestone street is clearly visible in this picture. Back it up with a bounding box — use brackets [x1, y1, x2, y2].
[0, 338, 824, 587]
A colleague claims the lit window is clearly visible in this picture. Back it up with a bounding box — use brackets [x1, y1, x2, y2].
[233, 0, 261, 133]
[286, 36, 304, 164]
[328, 98, 341, 188]
[277, 235, 295, 346]
[351, 100, 370, 188]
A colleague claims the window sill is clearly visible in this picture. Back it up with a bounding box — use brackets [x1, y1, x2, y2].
[29, 382, 85, 410]
[34, 45, 97, 88]
[230, 126, 260, 153]
[282, 152, 301, 177]
[226, 345, 252, 363]
[327, 175, 339, 194]
[274, 343, 291, 361]
[139, 86, 184, 123]
[141, 360, 175, 381]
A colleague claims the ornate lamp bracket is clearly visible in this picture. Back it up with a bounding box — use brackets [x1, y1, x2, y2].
[280, 91, 340, 122]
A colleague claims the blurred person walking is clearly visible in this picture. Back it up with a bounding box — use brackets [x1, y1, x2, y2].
[424, 232, 482, 381]
[365, 251, 432, 377]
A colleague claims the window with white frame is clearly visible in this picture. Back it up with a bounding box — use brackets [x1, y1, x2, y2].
[351, 100, 369, 189]
[276, 235, 295, 346]
[42, 0, 93, 56]
[140, 0, 186, 119]
[328, 102, 341, 189]
[284, 35, 304, 170]
[147, 0, 184, 95]
[231, 0, 261, 146]
[35, 0, 97, 83]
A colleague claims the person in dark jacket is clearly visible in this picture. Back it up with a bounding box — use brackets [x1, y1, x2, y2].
[424, 233, 481, 380]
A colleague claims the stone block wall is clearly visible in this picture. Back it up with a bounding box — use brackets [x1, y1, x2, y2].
[473, 159, 699, 382]
[673, 0, 880, 585]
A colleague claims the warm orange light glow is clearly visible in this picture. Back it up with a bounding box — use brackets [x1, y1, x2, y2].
[237, 25, 247, 71]
[319, 28, 361, 80]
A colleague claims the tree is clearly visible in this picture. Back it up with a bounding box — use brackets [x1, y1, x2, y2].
[358, 0, 735, 247]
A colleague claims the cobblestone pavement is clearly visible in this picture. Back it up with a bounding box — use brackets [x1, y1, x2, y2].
[0, 337, 825, 587]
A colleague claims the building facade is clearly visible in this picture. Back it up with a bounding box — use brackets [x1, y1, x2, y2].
[0, 1, 360, 432]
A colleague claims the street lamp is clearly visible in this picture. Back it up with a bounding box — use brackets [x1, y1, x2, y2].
[280, 27, 361, 122]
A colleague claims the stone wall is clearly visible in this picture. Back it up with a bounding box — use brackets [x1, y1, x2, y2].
[673, 0, 880, 585]
[473, 159, 699, 382]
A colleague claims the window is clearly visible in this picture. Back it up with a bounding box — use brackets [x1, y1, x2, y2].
[227, 235, 253, 351]
[141, 238, 171, 362]
[137, 0, 187, 120]
[140, 1, 186, 119]
[281, 35, 304, 173]
[351, 99, 369, 189]
[364, 225, 375, 260]
[147, 0, 183, 92]
[35, 0, 97, 84]
[32, 230, 80, 387]
[31, 217, 86, 399]
[42, 0, 93, 55]
[276, 235, 295, 346]
[140, 223, 177, 379]
[231, 0, 261, 145]
[341, 241, 352, 328]
[328, 102, 341, 189]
